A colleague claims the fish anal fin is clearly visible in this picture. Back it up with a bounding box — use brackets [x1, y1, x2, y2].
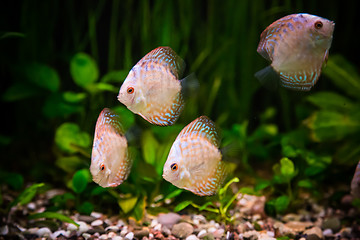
[255, 65, 280, 91]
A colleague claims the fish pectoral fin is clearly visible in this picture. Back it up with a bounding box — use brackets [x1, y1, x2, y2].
[254, 66, 280, 91]
[180, 73, 199, 99]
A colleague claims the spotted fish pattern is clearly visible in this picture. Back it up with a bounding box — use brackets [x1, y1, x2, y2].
[163, 116, 227, 196]
[117, 46, 196, 126]
[256, 13, 335, 91]
[90, 108, 132, 188]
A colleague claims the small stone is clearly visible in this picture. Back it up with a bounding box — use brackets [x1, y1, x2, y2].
[117, 219, 126, 227]
[208, 227, 216, 233]
[79, 215, 97, 223]
[134, 228, 149, 238]
[213, 229, 225, 238]
[303, 227, 323, 240]
[243, 230, 260, 240]
[259, 232, 276, 240]
[67, 223, 78, 231]
[162, 226, 172, 236]
[172, 222, 194, 238]
[284, 221, 313, 232]
[105, 225, 120, 232]
[158, 212, 181, 229]
[78, 221, 90, 234]
[186, 234, 199, 240]
[112, 237, 123, 240]
[36, 227, 51, 237]
[322, 217, 341, 233]
[91, 212, 103, 219]
[125, 231, 134, 240]
[52, 230, 70, 239]
[27, 202, 36, 210]
[99, 234, 108, 239]
[91, 219, 104, 227]
[197, 229, 207, 238]
[322, 228, 333, 236]
[108, 231, 118, 238]
[82, 233, 92, 240]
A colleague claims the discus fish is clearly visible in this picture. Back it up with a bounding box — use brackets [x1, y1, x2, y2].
[90, 108, 132, 188]
[255, 13, 335, 91]
[117, 46, 197, 126]
[163, 116, 228, 196]
[351, 160, 360, 198]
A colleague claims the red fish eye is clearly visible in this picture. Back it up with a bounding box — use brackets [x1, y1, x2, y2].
[100, 164, 105, 171]
[170, 163, 178, 171]
[127, 87, 134, 94]
[314, 21, 323, 29]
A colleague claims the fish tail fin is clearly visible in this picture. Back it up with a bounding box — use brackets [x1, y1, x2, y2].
[180, 73, 199, 99]
[220, 143, 242, 162]
[125, 125, 142, 144]
[254, 65, 280, 91]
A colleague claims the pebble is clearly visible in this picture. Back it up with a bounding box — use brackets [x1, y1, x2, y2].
[67, 223, 78, 231]
[172, 222, 194, 238]
[158, 212, 181, 228]
[0, 225, 9, 235]
[113, 236, 123, 240]
[134, 228, 149, 238]
[36, 227, 52, 237]
[100, 233, 108, 239]
[91, 219, 104, 227]
[303, 226, 323, 240]
[52, 230, 70, 238]
[322, 228, 333, 236]
[105, 225, 120, 232]
[186, 234, 199, 240]
[27, 202, 36, 210]
[91, 212, 103, 219]
[82, 233, 92, 239]
[243, 230, 260, 240]
[322, 217, 341, 233]
[197, 229, 207, 238]
[284, 221, 313, 232]
[79, 215, 97, 223]
[78, 221, 90, 234]
[125, 231, 134, 240]
[213, 228, 225, 238]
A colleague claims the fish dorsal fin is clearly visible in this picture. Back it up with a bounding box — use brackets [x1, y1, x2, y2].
[96, 108, 125, 136]
[140, 46, 186, 79]
[178, 116, 220, 148]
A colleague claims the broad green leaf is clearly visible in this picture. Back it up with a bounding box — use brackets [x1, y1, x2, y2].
[56, 156, 87, 173]
[304, 110, 360, 142]
[298, 179, 313, 189]
[77, 201, 94, 215]
[118, 196, 138, 214]
[100, 70, 129, 83]
[174, 200, 193, 212]
[323, 55, 360, 99]
[141, 130, 159, 166]
[132, 196, 146, 221]
[280, 158, 295, 180]
[43, 93, 84, 118]
[91, 186, 108, 196]
[86, 82, 118, 94]
[305, 166, 325, 176]
[2, 82, 42, 101]
[70, 53, 99, 87]
[29, 212, 79, 227]
[254, 179, 271, 192]
[274, 195, 290, 213]
[306, 91, 355, 112]
[0, 171, 24, 190]
[24, 63, 60, 92]
[164, 189, 183, 200]
[63, 92, 87, 103]
[72, 169, 91, 193]
[10, 183, 45, 209]
[305, 152, 331, 168]
[55, 123, 91, 153]
[238, 187, 257, 195]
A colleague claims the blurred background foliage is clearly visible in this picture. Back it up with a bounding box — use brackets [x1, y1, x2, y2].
[1, 0, 360, 220]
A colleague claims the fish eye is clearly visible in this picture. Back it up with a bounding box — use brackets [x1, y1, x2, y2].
[127, 87, 134, 94]
[314, 21, 323, 29]
[170, 163, 178, 171]
[100, 164, 105, 171]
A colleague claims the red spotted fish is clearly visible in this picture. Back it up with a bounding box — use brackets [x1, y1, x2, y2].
[90, 108, 132, 188]
[351, 160, 360, 198]
[255, 13, 335, 91]
[117, 46, 197, 126]
[163, 116, 228, 196]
